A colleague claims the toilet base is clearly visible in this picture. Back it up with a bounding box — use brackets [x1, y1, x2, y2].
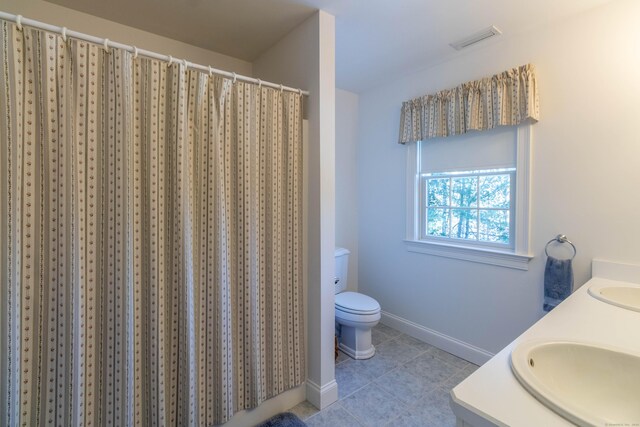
[339, 341, 376, 360]
[337, 324, 376, 360]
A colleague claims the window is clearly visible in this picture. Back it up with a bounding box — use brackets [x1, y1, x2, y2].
[405, 126, 532, 270]
[422, 168, 515, 248]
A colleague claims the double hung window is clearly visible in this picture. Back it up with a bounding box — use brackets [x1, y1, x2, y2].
[405, 126, 532, 269]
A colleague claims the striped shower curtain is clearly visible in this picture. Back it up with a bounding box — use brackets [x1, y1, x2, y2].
[0, 21, 304, 426]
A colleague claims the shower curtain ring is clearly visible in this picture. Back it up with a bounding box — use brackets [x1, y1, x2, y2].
[183, 59, 189, 69]
[298, 88, 303, 96]
[103, 38, 110, 52]
[167, 55, 173, 67]
[257, 78, 262, 88]
[280, 84, 284, 93]
[232, 72, 237, 84]
[16, 15, 23, 31]
[61, 27, 67, 42]
[208, 66, 214, 77]
[132, 46, 138, 59]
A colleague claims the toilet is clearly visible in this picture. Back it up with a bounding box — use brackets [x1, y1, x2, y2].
[334, 248, 381, 359]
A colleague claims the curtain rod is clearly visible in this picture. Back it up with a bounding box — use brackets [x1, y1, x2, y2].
[0, 11, 310, 96]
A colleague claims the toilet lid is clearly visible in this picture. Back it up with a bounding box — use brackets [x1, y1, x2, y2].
[335, 292, 380, 314]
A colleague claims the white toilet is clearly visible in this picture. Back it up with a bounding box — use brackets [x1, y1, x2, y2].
[334, 248, 381, 359]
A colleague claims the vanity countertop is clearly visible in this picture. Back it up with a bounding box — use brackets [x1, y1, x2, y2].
[450, 260, 640, 427]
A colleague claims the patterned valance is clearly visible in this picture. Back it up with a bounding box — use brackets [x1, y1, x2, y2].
[399, 64, 539, 144]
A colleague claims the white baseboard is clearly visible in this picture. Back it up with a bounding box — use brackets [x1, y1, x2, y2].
[381, 311, 494, 366]
[221, 383, 306, 427]
[305, 378, 338, 410]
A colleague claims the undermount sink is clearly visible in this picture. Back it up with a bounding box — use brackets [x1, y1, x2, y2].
[510, 340, 640, 426]
[588, 282, 640, 312]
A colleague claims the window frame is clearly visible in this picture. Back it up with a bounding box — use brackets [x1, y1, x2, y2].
[404, 125, 533, 270]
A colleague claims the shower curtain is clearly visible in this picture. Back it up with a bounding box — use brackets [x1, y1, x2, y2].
[0, 21, 304, 426]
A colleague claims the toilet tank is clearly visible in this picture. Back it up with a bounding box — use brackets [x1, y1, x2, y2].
[334, 247, 350, 294]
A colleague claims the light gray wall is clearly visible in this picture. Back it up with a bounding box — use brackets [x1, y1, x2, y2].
[357, 0, 640, 355]
[336, 89, 359, 292]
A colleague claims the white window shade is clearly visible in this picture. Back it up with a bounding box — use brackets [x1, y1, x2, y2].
[420, 126, 516, 174]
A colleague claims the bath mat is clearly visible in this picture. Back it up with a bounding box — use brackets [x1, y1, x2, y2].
[255, 412, 307, 427]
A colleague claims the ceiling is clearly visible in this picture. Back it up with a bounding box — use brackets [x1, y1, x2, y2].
[45, 0, 614, 92]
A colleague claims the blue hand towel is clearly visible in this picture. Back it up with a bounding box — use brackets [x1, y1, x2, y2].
[543, 256, 573, 312]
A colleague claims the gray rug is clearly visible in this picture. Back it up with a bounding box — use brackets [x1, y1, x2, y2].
[255, 412, 306, 427]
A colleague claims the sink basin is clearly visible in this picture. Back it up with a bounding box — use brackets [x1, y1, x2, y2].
[510, 340, 640, 426]
[588, 282, 640, 312]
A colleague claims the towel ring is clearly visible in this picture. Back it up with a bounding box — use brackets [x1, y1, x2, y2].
[544, 234, 576, 260]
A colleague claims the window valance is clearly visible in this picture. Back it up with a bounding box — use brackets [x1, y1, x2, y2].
[398, 64, 539, 144]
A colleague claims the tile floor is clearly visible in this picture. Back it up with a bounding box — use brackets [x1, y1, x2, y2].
[288, 323, 479, 427]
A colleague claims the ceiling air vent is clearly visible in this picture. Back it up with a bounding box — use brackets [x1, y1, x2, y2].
[450, 25, 502, 51]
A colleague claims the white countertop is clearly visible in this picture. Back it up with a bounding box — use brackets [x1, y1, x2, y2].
[450, 260, 640, 427]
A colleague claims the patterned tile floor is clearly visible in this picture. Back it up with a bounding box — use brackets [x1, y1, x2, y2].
[288, 323, 479, 427]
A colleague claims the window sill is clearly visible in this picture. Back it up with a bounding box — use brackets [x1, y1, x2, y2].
[404, 239, 533, 270]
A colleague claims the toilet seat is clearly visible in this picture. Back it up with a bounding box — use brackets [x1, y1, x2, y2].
[335, 307, 381, 326]
[335, 292, 381, 328]
[335, 291, 380, 315]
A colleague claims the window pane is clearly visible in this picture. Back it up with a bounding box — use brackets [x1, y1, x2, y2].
[421, 169, 513, 247]
[479, 174, 510, 209]
[479, 209, 510, 243]
[427, 178, 449, 207]
[451, 177, 477, 208]
[450, 209, 478, 240]
[426, 208, 449, 237]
